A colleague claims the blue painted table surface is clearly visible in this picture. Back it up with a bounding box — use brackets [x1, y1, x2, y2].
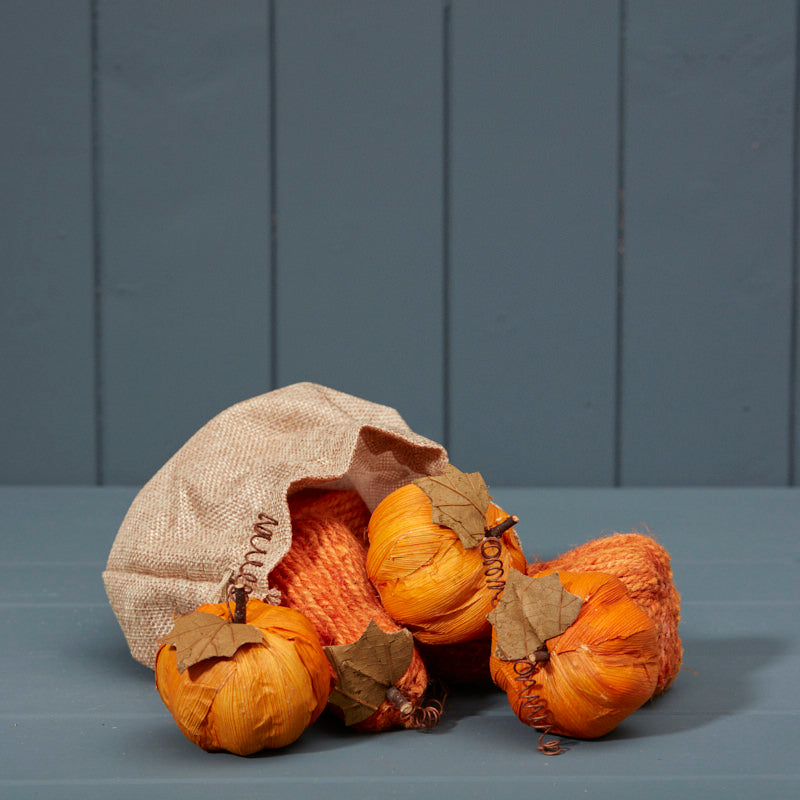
[1, 486, 798, 799]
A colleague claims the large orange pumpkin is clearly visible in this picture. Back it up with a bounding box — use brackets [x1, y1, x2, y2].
[490, 570, 659, 741]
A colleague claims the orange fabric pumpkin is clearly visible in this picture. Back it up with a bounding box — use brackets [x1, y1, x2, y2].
[270, 510, 435, 731]
[490, 570, 659, 740]
[528, 532, 682, 694]
[366, 484, 526, 645]
[155, 599, 331, 754]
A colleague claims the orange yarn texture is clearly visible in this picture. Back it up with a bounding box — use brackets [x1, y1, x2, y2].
[288, 488, 371, 545]
[529, 532, 682, 694]
[271, 490, 429, 732]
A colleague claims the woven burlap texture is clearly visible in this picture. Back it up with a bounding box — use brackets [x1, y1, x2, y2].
[103, 382, 448, 668]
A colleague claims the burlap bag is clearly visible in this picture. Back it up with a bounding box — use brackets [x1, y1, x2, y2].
[103, 382, 448, 668]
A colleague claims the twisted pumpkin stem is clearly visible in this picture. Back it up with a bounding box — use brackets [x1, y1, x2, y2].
[484, 514, 519, 539]
[232, 584, 247, 624]
[385, 686, 413, 716]
[532, 648, 550, 663]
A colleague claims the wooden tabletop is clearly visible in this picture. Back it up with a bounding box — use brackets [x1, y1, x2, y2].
[1, 485, 797, 799]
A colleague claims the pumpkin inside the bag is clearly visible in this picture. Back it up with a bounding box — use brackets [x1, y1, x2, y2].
[366, 466, 526, 645]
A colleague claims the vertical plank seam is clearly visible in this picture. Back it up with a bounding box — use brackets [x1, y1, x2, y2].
[90, 0, 104, 486]
[613, 0, 627, 487]
[442, 0, 452, 451]
[789, 0, 800, 485]
[269, 0, 279, 391]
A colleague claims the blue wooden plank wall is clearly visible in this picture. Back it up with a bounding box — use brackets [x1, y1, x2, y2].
[1, 0, 798, 488]
[1, 1, 95, 484]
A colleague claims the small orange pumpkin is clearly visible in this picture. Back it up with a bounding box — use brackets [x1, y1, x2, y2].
[490, 570, 659, 740]
[155, 598, 331, 754]
[366, 483, 526, 645]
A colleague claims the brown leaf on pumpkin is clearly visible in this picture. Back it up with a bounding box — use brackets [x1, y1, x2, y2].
[414, 463, 491, 549]
[158, 611, 264, 672]
[324, 620, 414, 726]
[487, 569, 583, 661]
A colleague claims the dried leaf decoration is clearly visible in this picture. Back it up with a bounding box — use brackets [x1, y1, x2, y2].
[158, 611, 263, 672]
[324, 620, 414, 726]
[487, 569, 583, 661]
[414, 463, 491, 549]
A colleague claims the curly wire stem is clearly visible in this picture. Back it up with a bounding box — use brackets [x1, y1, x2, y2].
[481, 514, 519, 607]
[513, 655, 562, 755]
[481, 536, 506, 607]
[408, 698, 445, 729]
[232, 512, 278, 596]
[390, 681, 447, 730]
[481, 513, 560, 755]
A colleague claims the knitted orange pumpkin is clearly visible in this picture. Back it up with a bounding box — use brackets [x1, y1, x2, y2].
[489, 569, 659, 743]
[272, 493, 440, 731]
[155, 598, 330, 754]
[528, 532, 682, 694]
[366, 481, 526, 645]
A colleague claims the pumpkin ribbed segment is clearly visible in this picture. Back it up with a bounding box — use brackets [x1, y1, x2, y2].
[490, 570, 659, 740]
[366, 484, 527, 645]
[528, 532, 682, 694]
[155, 600, 330, 755]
